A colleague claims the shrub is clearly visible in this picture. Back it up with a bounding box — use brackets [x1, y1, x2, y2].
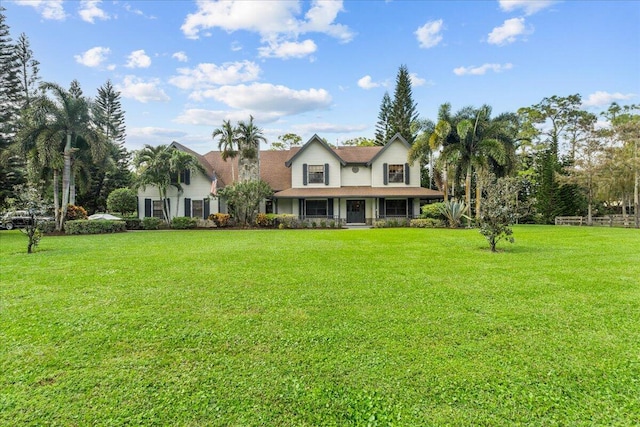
[274, 214, 299, 229]
[38, 220, 56, 234]
[196, 219, 216, 228]
[329, 220, 336, 228]
[123, 217, 142, 230]
[410, 218, 443, 228]
[106, 188, 137, 216]
[142, 217, 162, 230]
[65, 220, 126, 235]
[255, 213, 273, 228]
[373, 220, 387, 228]
[319, 219, 327, 228]
[312, 221, 317, 228]
[171, 216, 197, 229]
[438, 199, 470, 228]
[66, 204, 88, 221]
[421, 202, 445, 219]
[208, 213, 230, 228]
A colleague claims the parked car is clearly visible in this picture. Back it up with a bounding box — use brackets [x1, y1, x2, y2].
[1, 210, 54, 230]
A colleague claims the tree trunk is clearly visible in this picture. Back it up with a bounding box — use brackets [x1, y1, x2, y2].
[53, 169, 60, 229]
[635, 152, 639, 228]
[59, 133, 72, 231]
[465, 165, 472, 214]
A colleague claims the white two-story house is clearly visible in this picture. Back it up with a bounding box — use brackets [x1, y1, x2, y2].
[138, 134, 444, 224]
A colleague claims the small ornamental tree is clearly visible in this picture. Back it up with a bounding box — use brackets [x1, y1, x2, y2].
[7, 184, 50, 253]
[107, 187, 137, 216]
[218, 180, 273, 227]
[479, 176, 530, 252]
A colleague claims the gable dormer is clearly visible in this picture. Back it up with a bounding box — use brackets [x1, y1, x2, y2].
[285, 134, 345, 188]
[366, 133, 418, 187]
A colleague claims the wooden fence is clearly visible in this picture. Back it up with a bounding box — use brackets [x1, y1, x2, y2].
[555, 215, 638, 228]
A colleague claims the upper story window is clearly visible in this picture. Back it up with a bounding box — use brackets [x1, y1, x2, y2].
[388, 164, 404, 183]
[308, 165, 324, 184]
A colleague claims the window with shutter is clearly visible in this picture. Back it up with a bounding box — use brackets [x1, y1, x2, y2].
[184, 198, 192, 217]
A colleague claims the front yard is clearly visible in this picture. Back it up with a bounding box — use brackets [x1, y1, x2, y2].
[1, 226, 638, 425]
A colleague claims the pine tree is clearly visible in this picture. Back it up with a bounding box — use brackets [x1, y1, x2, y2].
[374, 92, 392, 146]
[14, 32, 40, 108]
[77, 80, 131, 213]
[0, 7, 27, 208]
[389, 64, 418, 144]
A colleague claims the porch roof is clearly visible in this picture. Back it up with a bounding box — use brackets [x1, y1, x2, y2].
[273, 186, 444, 199]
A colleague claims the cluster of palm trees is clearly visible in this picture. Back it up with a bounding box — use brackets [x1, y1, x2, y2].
[211, 115, 266, 182]
[410, 103, 519, 220]
[18, 82, 109, 231]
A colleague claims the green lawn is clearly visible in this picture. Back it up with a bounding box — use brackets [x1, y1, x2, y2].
[1, 226, 639, 426]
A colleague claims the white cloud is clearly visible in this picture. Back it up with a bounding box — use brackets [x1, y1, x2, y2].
[291, 123, 368, 134]
[415, 19, 444, 49]
[583, 91, 637, 107]
[116, 76, 169, 103]
[172, 51, 189, 62]
[78, 0, 109, 23]
[453, 63, 513, 76]
[14, 0, 66, 20]
[488, 18, 528, 45]
[191, 83, 332, 115]
[126, 50, 152, 68]
[231, 41, 243, 52]
[357, 75, 380, 90]
[181, 0, 353, 56]
[498, 0, 556, 15]
[129, 127, 188, 139]
[410, 73, 428, 87]
[169, 61, 261, 91]
[74, 46, 111, 67]
[175, 109, 281, 126]
[258, 39, 317, 59]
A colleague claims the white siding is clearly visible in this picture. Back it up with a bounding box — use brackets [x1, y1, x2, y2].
[340, 165, 372, 186]
[370, 140, 420, 187]
[290, 142, 342, 188]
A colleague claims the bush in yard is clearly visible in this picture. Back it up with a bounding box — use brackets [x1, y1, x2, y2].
[6, 183, 51, 253]
[142, 217, 162, 230]
[65, 220, 126, 235]
[208, 213, 230, 228]
[410, 218, 443, 228]
[438, 199, 470, 228]
[479, 176, 529, 252]
[107, 188, 137, 216]
[421, 202, 445, 219]
[65, 204, 88, 221]
[123, 217, 142, 230]
[171, 216, 197, 229]
[255, 213, 273, 228]
[218, 180, 273, 227]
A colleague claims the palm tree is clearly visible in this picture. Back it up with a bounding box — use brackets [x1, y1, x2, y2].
[18, 82, 106, 230]
[442, 106, 509, 219]
[169, 149, 205, 218]
[212, 119, 238, 182]
[236, 115, 266, 182]
[134, 144, 172, 223]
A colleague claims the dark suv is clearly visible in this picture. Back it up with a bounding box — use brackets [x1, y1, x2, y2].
[1, 210, 54, 230]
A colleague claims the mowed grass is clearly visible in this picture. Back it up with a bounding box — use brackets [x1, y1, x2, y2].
[1, 226, 639, 426]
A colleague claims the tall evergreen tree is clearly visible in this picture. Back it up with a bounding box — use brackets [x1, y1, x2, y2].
[14, 32, 40, 108]
[0, 7, 26, 208]
[374, 92, 392, 146]
[77, 80, 131, 213]
[389, 64, 418, 144]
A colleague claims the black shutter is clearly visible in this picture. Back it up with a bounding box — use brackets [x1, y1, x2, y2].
[405, 163, 410, 185]
[184, 198, 191, 217]
[379, 198, 385, 218]
[185, 169, 191, 185]
[324, 163, 329, 185]
[383, 163, 388, 185]
[408, 198, 414, 218]
[144, 198, 152, 217]
[203, 199, 210, 219]
[328, 199, 334, 217]
[303, 163, 308, 186]
[299, 199, 305, 217]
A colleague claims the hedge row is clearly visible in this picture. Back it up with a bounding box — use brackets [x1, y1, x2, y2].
[65, 220, 127, 235]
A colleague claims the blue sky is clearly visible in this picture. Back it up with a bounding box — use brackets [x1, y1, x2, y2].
[4, 0, 640, 153]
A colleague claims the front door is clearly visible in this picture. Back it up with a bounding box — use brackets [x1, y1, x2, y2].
[346, 200, 365, 223]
